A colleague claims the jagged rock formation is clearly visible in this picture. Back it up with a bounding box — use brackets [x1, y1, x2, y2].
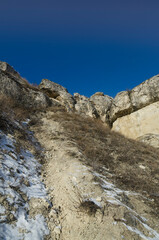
[109, 74, 159, 123]
[74, 93, 99, 118]
[0, 62, 52, 109]
[111, 75, 159, 142]
[1, 61, 159, 147]
[112, 101, 159, 141]
[0, 61, 159, 239]
[90, 92, 113, 123]
[39, 79, 75, 111]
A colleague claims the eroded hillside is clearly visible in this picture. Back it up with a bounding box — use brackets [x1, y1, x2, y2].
[0, 62, 159, 239]
[30, 107, 159, 240]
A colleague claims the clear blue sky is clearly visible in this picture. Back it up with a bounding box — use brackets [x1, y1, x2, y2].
[1, 0, 159, 97]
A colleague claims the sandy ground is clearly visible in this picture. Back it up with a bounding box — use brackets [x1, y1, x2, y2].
[31, 111, 159, 240]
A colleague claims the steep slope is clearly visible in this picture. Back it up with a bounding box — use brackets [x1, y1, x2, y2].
[0, 62, 159, 239]
[31, 108, 159, 240]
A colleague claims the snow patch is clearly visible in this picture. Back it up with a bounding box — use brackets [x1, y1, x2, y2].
[0, 213, 49, 240]
[93, 171, 159, 240]
[0, 130, 49, 239]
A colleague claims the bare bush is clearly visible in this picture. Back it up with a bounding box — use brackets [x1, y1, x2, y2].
[0, 94, 38, 132]
[21, 78, 39, 91]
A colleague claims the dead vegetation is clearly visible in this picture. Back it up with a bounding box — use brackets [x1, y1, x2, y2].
[46, 109, 159, 214]
[0, 94, 44, 163]
[0, 95, 23, 132]
[68, 184, 101, 216]
[0, 93, 45, 132]
[0, 96, 159, 216]
[0, 94, 29, 132]
[79, 200, 101, 216]
[21, 78, 39, 91]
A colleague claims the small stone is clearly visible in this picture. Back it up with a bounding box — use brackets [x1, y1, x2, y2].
[139, 165, 146, 170]
[96, 197, 102, 202]
[54, 226, 61, 235]
[72, 176, 77, 182]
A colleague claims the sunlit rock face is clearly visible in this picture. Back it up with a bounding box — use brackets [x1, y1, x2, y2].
[112, 101, 159, 141]
[137, 133, 159, 149]
[0, 64, 52, 109]
[0, 61, 21, 79]
[90, 92, 113, 123]
[39, 78, 75, 111]
[109, 74, 159, 124]
[109, 91, 133, 123]
[74, 93, 99, 118]
[109, 74, 159, 147]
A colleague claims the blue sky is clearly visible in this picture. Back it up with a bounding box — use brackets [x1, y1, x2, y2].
[1, 0, 159, 97]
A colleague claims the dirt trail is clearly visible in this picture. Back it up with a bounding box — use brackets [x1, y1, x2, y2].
[32, 111, 159, 240]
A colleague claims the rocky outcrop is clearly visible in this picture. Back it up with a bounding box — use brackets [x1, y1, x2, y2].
[130, 74, 159, 110]
[112, 101, 159, 140]
[90, 92, 113, 123]
[109, 74, 159, 124]
[74, 92, 113, 123]
[137, 133, 159, 149]
[1, 61, 159, 148]
[39, 79, 75, 111]
[109, 74, 159, 146]
[109, 91, 133, 124]
[0, 66, 53, 109]
[0, 61, 21, 79]
[74, 93, 99, 118]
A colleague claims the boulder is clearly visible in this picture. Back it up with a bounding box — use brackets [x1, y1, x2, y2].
[39, 79, 75, 111]
[109, 74, 159, 124]
[0, 61, 21, 79]
[90, 93, 113, 123]
[137, 134, 159, 149]
[112, 101, 159, 140]
[74, 93, 99, 118]
[130, 75, 159, 110]
[109, 91, 133, 123]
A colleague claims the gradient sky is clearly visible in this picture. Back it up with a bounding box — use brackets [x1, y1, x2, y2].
[1, 0, 159, 97]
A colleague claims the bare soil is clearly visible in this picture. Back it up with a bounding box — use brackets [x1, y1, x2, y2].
[31, 109, 159, 240]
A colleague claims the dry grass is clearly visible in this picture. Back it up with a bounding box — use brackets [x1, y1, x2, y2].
[48, 110, 159, 214]
[0, 95, 17, 131]
[0, 94, 39, 132]
[69, 184, 101, 216]
[79, 200, 101, 216]
[21, 78, 39, 91]
[0, 94, 44, 160]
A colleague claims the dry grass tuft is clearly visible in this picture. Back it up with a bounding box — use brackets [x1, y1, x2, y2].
[79, 200, 101, 216]
[0, 94, 39, 132]
[21, 78, 39, 91]
[48, 111, 159, 214]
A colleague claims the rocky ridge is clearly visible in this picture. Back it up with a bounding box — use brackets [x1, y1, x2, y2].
[1, 61, 159, 145]
[0, 61, 159, 239]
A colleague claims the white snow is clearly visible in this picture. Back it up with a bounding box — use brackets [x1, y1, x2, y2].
[0, 213, 49, 240]
[89, 198, 102, 208]
[123, 223, 159, 240]
[93, 171, 159, 240]
[0, 204, 5, 214]
[0, 129, 50, 239]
